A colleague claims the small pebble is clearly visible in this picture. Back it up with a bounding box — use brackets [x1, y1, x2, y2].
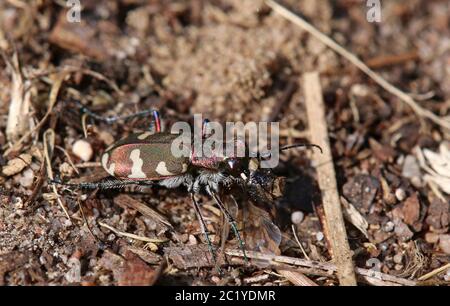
[211, 276, 221, 284]
[316, 231, 324, 242]
[59, 162, 74, 177]
[444, 270, 450, 282]
[394, 264, 403, 271]
[439, 234, 450, 255]
[72, 139, 93, 162]
[383, 221, 395, 232]
[188, 234, 197, 245]
[395, 188, 406, 201]
[13, 197, 24, 209]
[393, 253, 403, 264]
[19, 168, 34, 187]
[291, 211, 304, 225]
[2, 153, 32, 176]
[425, 232, 439, 244]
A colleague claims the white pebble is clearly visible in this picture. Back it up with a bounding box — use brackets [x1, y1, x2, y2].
[383, 221, 395, 232]
[444, 269, 450, 282]
[393, 253, 403, 264]
[395, 188, 406, 201]
[188, 234, 197, 245]
[316, 231, 324, 242]
[19, 168, 34, 187]
[291, 211, 304, 225]
[72, 139, 93, 162]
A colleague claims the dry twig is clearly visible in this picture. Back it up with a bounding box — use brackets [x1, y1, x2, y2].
[226, 249, 416, 286]
[418, 263, 450, 281]
[303, 71, 357, 286]
[98, 222, 167, 245]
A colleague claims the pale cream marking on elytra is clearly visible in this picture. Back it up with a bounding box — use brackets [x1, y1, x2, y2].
[128, 149, 146, 179]
[155, 161, 175, 176]
[101, 153, 116, 176]
[137, 131, 154, 140]
[181, 163, 188, 173]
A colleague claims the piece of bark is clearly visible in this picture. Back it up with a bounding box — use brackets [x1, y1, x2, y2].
[226, 249, 416, 286]
[122, 245, 162, 265]
[164, 245, 226, 269]
[277, 268, 319, 286]
[342, 174, 380, 215]
[99, 250, 158, 286]
[303, 71, 357, 286]
[114, 194, 172, 232]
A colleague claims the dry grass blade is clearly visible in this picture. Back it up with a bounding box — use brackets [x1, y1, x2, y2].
[265, 0, 450, 130]
[98, 222, 167, 244]
[3, 71, 69, 157]
[418, 263, 450, 281]
[1, 51, 31, 142]
[43, 129, 71, 220]
[303, 71, 357, 286]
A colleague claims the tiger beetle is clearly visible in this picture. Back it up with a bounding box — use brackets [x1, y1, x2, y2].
[52, 102, 322, 271]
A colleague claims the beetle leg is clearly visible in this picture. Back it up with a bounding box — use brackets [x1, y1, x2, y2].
[190, 193, 222, 274]
[50, 177, 154, 190]
[207, 187, 248, 263]
[73, 100, 158, 126]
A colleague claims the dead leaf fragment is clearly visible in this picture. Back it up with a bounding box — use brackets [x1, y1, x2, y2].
[402, 194, 421, 226]
[425, 198, 450, 230]
[342, 174, 380, 214]
[165, 245, 225, 269]
[99, 250, 157, 286]
[2, 51, 31, 142]
[341, 196, 369, 238]
[415, 143, 450, 194]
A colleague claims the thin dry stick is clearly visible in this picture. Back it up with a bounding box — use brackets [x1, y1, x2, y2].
[418, 263, 450, 281]
[265, 0, 450, 130]
[303, 71, 357, 286]
[98, 221, 167, 244]
[55, 145, 80, 175]
[44, 129, 71, 220]
[226, 249, 416, 286]
[291, 224, 310, 260]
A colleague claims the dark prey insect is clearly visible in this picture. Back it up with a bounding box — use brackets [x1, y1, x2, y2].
[52, 105, 322, 270]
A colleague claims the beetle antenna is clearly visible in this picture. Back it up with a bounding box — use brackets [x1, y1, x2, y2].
[280, 143, 323, 153]
[256, 143, 322, 160]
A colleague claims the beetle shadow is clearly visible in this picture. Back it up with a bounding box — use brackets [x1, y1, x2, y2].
[275, 163, 322, 230]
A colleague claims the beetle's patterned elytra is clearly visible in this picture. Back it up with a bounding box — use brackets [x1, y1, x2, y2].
[101, 132, 190, 180]
[128, 149, 146, 179]
[137, 131, 154, 140]
[101, 153, 115, 176]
